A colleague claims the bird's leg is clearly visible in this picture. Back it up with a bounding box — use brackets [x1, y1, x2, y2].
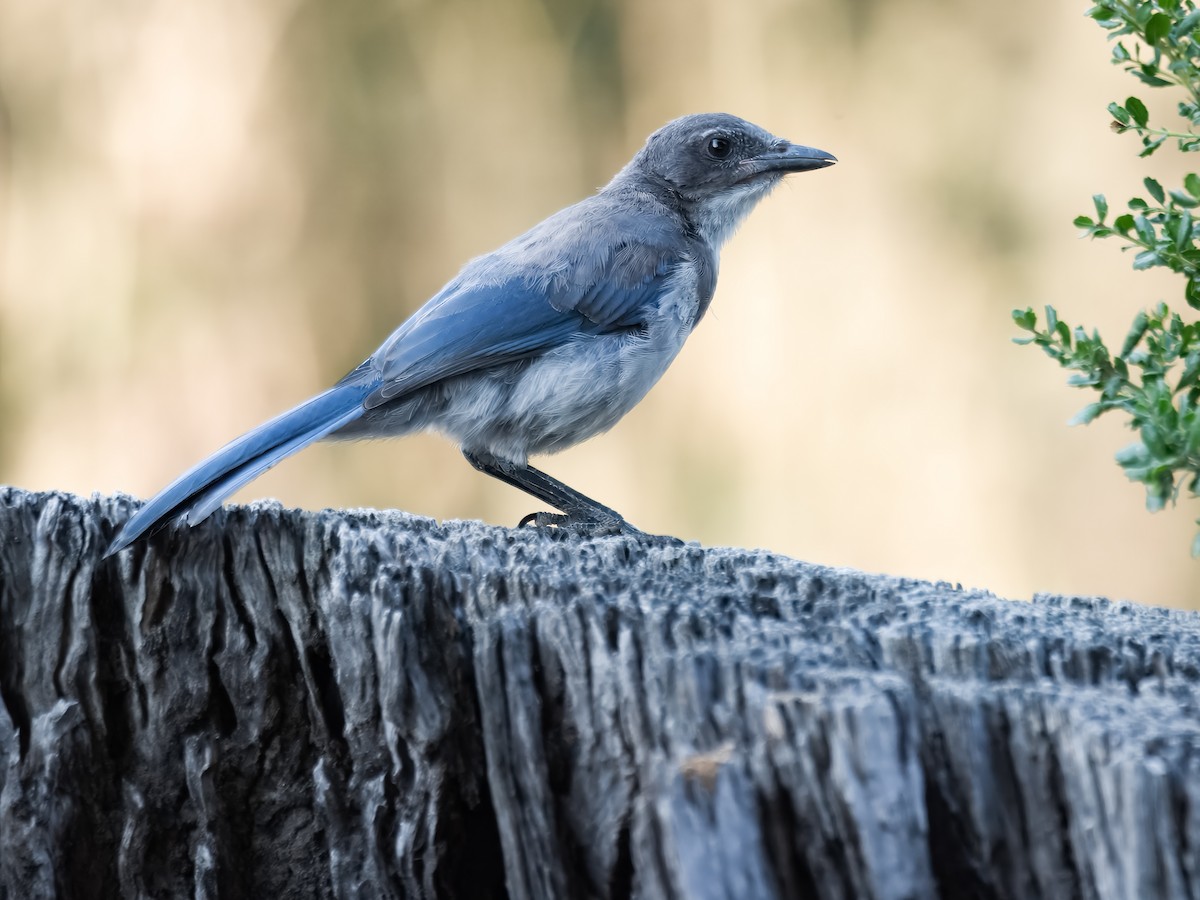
[462, 449, 643, 536]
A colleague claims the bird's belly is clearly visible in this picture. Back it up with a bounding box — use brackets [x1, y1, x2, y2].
[530, 328, 684, 444]
[432, 321, 690, 462]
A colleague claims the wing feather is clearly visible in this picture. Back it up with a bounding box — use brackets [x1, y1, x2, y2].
[365, 235, 684, 406]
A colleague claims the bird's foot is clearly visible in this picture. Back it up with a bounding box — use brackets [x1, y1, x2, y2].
[517, 510, 682, 546]
[517, 510, 631, 535]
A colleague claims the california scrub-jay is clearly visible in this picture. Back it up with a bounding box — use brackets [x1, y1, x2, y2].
[106, 113, 835, 554]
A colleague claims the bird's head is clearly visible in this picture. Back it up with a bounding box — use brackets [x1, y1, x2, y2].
[624, 112, 836, 248]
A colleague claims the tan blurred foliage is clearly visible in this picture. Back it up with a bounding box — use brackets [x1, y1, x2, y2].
[1, 0, 1197, 607]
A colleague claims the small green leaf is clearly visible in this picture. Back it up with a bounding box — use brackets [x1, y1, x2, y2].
[1115, 443, 1150, 467]
[1146, 12, 1172, 43]
[1145, 176, 1166, 203]
[1176, 209, 1193, 248]
[1134, 249, 1161, 269]
[1045, 305, 1059, 333]
[1120, 310, 1150, 357]
[1141, 135, 1169, 157]
[1175, 10, 1200, 37]
[1070, 403, 1105, 426]
[1134, 72, 1173, 88]
[1186, 279, 1200, 310]
[1127, 95, 1150, 127]
[1074, 215, 1096, 229]
[1115, 213, 1136, 233]
[1146, 486, 1168, 513]
[1109, 102, 1132, 125]
[1012, 308, 1037, 331]
[1094, 193, 1109, 220]
[1143, 424, 1169, 457]
[1186, 173, 1200, 197]
[1179, 352, 1200, 389]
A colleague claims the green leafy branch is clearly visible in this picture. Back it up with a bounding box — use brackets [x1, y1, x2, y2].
[1015, 0, 1200, 553]
[1073, 177, 1200, 306]
[1097, 1, 1200, 155]
[1013, 304, 1200, 552]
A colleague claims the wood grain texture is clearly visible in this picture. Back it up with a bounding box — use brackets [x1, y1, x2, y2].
[1, 486, 1198, 899]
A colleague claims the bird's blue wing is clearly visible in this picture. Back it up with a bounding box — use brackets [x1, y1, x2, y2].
[365, 240, 684, 406]
[567, 241, 676, 330]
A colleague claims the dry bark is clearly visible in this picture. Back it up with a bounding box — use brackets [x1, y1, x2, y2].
[2, 485, 1199, 900]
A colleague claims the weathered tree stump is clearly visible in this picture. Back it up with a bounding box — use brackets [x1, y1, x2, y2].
[1, 485, 1198, 899]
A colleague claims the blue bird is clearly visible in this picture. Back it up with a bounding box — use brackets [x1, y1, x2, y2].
[106, 113, 835, 555]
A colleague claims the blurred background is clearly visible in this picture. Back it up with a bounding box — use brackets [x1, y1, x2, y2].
[1, 0, 1197, 608]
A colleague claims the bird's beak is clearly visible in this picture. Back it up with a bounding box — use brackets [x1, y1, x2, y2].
[747, 143, 838, 175]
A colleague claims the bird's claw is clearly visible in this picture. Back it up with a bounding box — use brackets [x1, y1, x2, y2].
[518, 510, 570, 529]
[517, 510, 681, 545]
[518, 510, 627, 534]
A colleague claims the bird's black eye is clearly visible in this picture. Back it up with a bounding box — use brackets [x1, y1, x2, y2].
[706, 136, 733, 159]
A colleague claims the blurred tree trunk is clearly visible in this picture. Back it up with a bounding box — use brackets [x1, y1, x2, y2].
[1, 485, 1199, 900]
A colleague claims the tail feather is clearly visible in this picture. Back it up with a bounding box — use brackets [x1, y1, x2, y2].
[106, 383, 371, 556]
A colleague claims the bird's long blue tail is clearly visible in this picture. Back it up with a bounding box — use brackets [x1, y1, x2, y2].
[106, 382, 371, 556]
